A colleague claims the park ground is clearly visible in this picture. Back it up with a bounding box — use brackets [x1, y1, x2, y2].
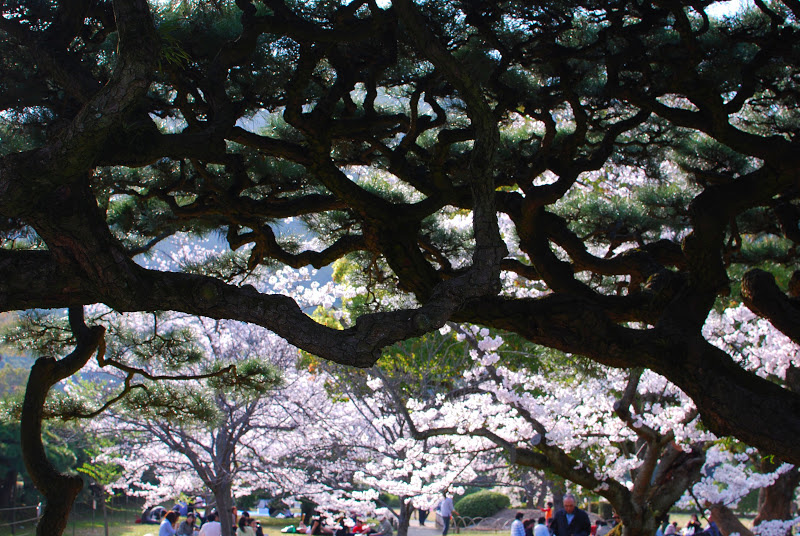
[0, 513, 457, 536]
[0, 506, 753, 536]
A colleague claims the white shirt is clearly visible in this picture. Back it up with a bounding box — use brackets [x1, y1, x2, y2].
[511, 519, 525, 536]
[535, 524, 550, 536]
[199, 521, 222, 536]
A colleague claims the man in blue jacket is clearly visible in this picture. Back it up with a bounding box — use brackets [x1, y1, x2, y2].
[550, 495, 591, 536]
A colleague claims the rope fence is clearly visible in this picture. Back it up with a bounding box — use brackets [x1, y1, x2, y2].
[0, 507, 38, 513]
[0, 495, 142, 536]
[0, 504, 41, 536]
[0, 516, 40, 528]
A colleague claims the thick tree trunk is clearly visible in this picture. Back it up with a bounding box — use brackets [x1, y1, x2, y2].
[622, 511, 658, 536]
[753, 370, 800, 530]
[212, 481, 235, 536]
[709, 504, 753, 536]
[753, 463, 800, 526]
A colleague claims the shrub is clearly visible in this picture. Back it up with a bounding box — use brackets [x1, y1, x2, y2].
[454, 491, 511, 519]
[379, 493, 401, 508]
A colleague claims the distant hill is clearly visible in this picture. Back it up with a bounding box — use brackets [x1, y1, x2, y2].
[0, 353, 33, 369]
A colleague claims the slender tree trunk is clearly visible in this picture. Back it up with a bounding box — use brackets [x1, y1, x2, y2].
[396, 498, 412, 536]
[19, 308, 104, 536]
[103, 494, 109, 536]
[520, 473, 536, 509]
[0, 469, 17, 520]
[21, 357, 86, 536]
[537, 481, 548, 508]
[551, 482, 566, 511]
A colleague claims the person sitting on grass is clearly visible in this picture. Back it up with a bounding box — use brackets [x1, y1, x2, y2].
[177, 513, 199, 536]
[238, 516, 257, 536]
[160, 511, 180, 536]
[199, 513, 222, 536]
[372, 516, 393, 536]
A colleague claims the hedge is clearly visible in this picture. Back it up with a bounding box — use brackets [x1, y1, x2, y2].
[454, 491, 511, 519]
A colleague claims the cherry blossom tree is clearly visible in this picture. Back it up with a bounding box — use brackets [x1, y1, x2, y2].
[1, 241, 366, 536]
[83, 314, 320, 536]
[362, 315, 799, 536]
[680, 443, 798, 536]
[329, 374, 480, 536]
[394, 329, 706, 536]
[691, 305, 800, 536]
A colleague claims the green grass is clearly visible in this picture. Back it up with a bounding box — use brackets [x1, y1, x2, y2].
[252, 517, 300, 528]
[0, 508, 306, 536]
[0, 506, 152, 536]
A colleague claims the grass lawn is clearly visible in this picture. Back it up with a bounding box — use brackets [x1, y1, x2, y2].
[0, 508, 148, 536]
[0, 508, 308, 536]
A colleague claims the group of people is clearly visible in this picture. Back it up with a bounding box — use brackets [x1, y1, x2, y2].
[508, 495, 592, 536]
[657, 514, 720, 536]
[432, 492, 592, 536]
[158, 505, 265, 536]
[505, 496, 720, 536]
[281, 512, 394, 536]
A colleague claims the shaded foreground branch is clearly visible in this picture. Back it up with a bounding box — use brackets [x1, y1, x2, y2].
[20, 308, 105, 536]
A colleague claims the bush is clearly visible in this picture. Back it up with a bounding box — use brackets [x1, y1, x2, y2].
[379, 493, 401, 508]
[454, 491, 511, 519]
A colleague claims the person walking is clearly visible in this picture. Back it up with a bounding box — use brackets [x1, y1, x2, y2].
[419, 508, 429, 527]
[438, 492, 457, 536]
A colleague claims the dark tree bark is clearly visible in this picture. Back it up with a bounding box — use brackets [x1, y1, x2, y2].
[752, 366, 800, 530]
[0, 469, 17, 518]
[742, 270, 800, 345]
[20, 308, 104, 536]
[211, 480, 235, 536]
[709, 504, 753, 536]
[753, 465, 800, 527]
[395, 498, 413, 536]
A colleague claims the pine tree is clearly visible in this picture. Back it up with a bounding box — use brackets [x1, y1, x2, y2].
[2, 1, 800, 516]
